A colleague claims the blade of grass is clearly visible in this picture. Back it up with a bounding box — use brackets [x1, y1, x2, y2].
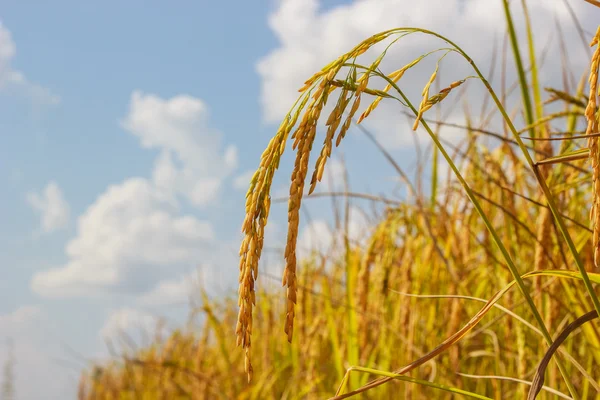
[457, 373, 572, 400]
[336, 366, 493, 400]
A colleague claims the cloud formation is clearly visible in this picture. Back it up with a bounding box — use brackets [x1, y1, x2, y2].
[122, 91, 237, 207]
[26, 181, 70, 234]
[31, 92, 236, 297]
[0, 21, 59, 104]
[100, 307, 160, 341]
[233, 170, 255, 191]
[136, 271, 199, 306]
[31, 179, 214, 297]
[297, 205, 371, 259]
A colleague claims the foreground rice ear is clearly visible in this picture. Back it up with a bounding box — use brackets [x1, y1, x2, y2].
[235, 32, 402, 382]
[586, 27, 600, 268]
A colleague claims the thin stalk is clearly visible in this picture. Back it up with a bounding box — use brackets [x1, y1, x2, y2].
[458, 373, 572, 400]
[343, 185, 359, 390]
[337, 366, 493, 400]
[503, 0, 535, 138]
[431, 145, 439, 206]
[520, 0, 544, 125]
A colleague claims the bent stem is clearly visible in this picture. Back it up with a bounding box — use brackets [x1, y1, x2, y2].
[334, 366, 493, 400]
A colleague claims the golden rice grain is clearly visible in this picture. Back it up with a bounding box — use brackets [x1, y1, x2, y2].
[412, 65, 439, 130]
[413, 78, 466, 131]
[586, 26, 600, 267]
[358, 55, 428, 124]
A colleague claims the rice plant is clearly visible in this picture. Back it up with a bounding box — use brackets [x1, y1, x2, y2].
[80, 1, 600, 398]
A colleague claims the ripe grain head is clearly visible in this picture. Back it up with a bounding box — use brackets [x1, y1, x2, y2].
[586, 26, 600, 267]
[236, 30, 414, 381]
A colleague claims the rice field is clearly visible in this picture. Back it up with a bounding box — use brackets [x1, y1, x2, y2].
[78, 1, 600, 398]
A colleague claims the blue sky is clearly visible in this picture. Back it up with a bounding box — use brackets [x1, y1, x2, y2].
[0, 0, 595, 398]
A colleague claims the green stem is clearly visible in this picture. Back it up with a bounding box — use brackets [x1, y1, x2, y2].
[431, 145, 439, 206]
[503, 0, 535, 138]
[337, 366, 493, 400]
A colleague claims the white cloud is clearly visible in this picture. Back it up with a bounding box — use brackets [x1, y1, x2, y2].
[233, 169, 255, 191]
[26, 181, 70, 233]
[122, 91, 237, 207]
[318, 157, 346, 192]
[297, 205, 371, 259]
[224, 146, 238, 170]
[137, 271, 198, 306]
[298, 220, 333, 257]
[257, 0, 587, 148]
[0, 21, 59, 104]
[31, 178, 214, 297]
[100, 308, 159, 340]
[31, 91, 240, 297]
[0, 305, 41, 329]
